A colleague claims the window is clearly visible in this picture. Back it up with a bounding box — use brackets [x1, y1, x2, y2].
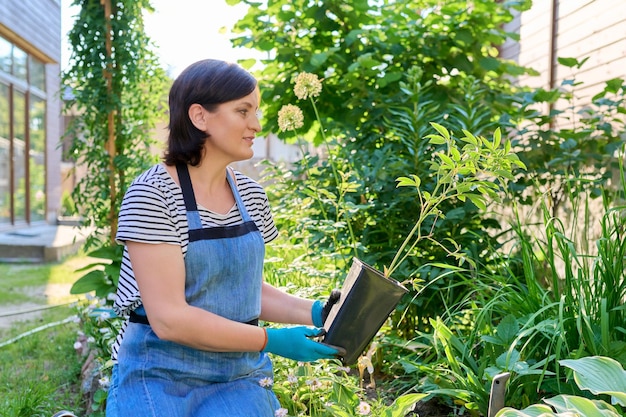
[0, 82, 9, 224]
[0, 38, 10, 74]
[0, 36, 47, 225]
[30, 96, 46, 221]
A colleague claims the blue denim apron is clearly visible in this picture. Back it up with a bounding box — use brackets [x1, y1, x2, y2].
[109, 164, 279, 416]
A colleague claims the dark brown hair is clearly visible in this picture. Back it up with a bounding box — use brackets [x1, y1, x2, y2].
[163, 59, 257, 166]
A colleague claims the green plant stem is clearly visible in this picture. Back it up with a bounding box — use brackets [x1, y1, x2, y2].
[295, 135, 330, 221]
[386, 169, 458, 277]
[309, 97, 358, 259]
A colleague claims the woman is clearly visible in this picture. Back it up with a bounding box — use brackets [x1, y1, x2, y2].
[106, 59, 342, 416]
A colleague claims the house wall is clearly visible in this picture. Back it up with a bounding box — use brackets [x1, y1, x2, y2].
[0, 0, 63, 224]
[500, 0, 626, 250]
[501, 0, 626, 102]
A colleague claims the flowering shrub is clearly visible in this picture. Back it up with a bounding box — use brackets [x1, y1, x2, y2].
[270, 354, 425, 416]
[72, 295, 121, 415]
[277, 72, 526, 280]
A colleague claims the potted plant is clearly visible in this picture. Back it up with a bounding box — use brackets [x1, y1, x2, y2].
[276, 72, 526, 364]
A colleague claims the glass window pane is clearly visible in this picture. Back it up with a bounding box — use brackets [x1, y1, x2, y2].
[29, 96, 46, 221]
[13, 90, 26, 222]
[0, 83, 9, 224]
[0, 37, 11, 74]
[29, 57, 45, 91]
[13, 47, 27, 81]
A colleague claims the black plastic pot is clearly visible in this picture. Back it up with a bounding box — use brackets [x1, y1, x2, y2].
[322, 258, 408, 365]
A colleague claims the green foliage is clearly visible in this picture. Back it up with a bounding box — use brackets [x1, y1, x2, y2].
[73, 299, 123, 415]
[231, 0, 531, 139]
[232, 0, 537, 340]
[387, 123, 526, 277]
[70, 244, 123, 303]
[270, 353, 426, 416]
[0, 309, 84, 417]
[60, 191, 77, 217]
[63, 0, 169, 248]
[497, 356, 626, 416]
[390, 172, 626, 411]
[508, 58, 626, 214]
[263, 243, 427, 416]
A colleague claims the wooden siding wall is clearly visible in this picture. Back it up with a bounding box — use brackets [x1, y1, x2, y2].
[0, 0, 62, 63]
[500, 0, 626, 246]
[501, 0, 626, 103]
[0, 0, 63, 223]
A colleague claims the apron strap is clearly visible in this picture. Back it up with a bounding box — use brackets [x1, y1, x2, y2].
[176, 164, 198, 212]
[176, 163, 259, 239]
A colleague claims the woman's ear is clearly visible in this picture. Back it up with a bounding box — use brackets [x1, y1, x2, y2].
[188, 104, 207, 131]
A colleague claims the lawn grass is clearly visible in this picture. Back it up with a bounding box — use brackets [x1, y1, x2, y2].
[0, 254, 91, 416]
[0, 255, 90, 305]
[0, 307, 85, 416]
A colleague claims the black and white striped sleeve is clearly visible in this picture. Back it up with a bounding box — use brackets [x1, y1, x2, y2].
[116, 181, 181, 246]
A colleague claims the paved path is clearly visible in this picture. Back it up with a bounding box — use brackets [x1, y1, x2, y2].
[0, 223, 92, 262]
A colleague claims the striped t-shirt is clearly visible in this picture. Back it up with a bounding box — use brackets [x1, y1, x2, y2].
[110, 163, 278, 360]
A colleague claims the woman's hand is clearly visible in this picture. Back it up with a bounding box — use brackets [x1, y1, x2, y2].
[262, 326, 345, 362]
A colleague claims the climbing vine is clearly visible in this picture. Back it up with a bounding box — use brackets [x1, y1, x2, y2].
[63, 0, 169, 247]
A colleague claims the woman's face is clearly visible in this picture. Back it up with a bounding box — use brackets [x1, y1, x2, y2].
[199, 90, 261, 163]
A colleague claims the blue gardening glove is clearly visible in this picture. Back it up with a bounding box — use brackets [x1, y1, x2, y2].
[263, 326, 341, 362]
[311, 289, 341, 327]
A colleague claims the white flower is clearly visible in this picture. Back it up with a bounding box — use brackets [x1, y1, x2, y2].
[98, 376, 110, 389]
[73, 341, 82, 350]
[277, 104, 304, 132]
[294, 72, 323, 100]
[356, 401, 371, 415]
[274, 408, 288, 417]
[259, 377, 273, 387]
[87, 336, 96, 344]
[305, 377, 322, 391]
[97, 311, 111, 323]
[287, 374, 298, 384]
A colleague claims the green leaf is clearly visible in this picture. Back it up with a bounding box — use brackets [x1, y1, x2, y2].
[323, 405, 353, 417]
[70, 270, 106, 294]
[460, 131, 479, 145]
[557, 57, 580, 68]
[545, 395, 622, 416]
[238, 58, 257, 70]
[426, 134, 447, 145]
[381, 393, 429, 417]
[466, 194, 487, 210]
[345, 29, 364, 46]
[496, 404, 557, 416]
[560, 356, 626, 406]
[437, 152, 455, 168]
[604, 78, 624, 94]
[495, 315, 520, 344]
[378, 71, 403, 88]
[430, 122, 451, 141]
[479, 57, 500, 71]
[493, 127, 502, 148]
[495, 169, 514, 180]
[396, 175, 420, 188]
[310, 51, 330, 67]
[450, 147, 461, 162]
